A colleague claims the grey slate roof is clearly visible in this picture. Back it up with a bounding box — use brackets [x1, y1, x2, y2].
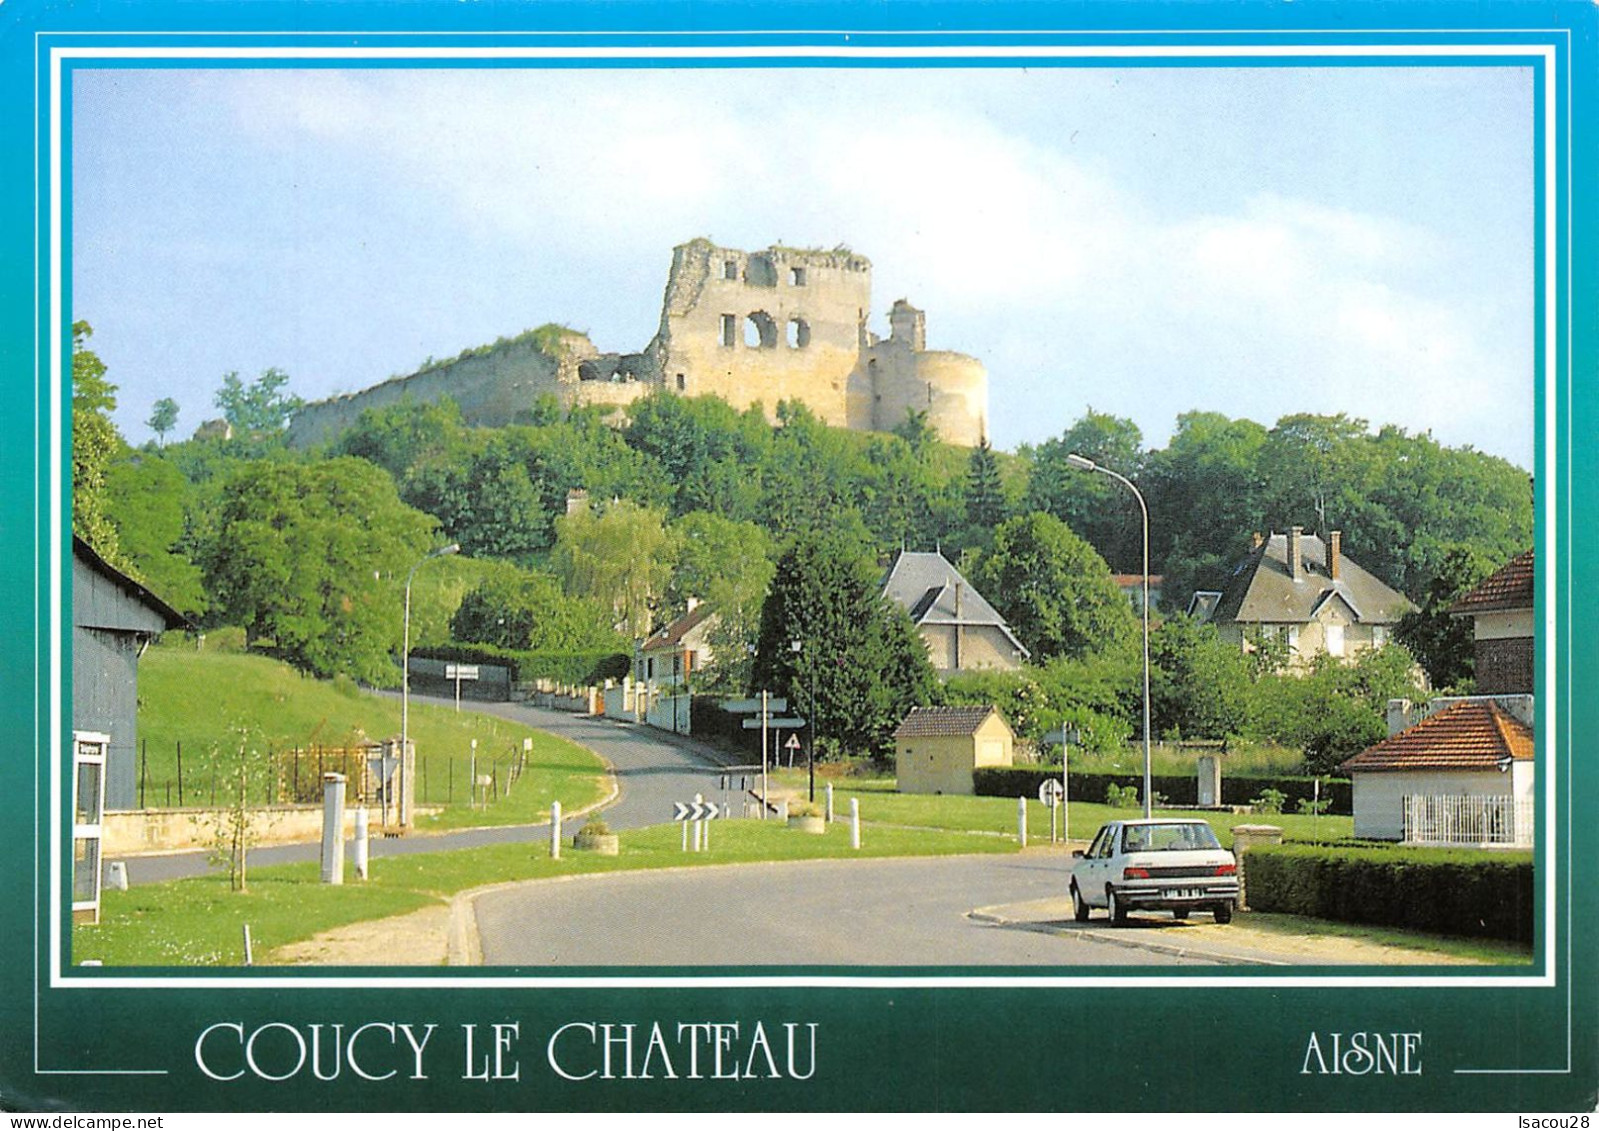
[894, 705, 1006, 739]
[880, 551, 1030, 658]
[1210, 532, 1413, 627]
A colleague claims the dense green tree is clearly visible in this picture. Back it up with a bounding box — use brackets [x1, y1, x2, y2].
[71, 321, 127, 565]
[1147, 615, 1252, 740]
[751, 534, 939, 759]
[971, 512, 1137, 662]
[963, 437, 1007, 531]
[199, 457, 438, 681]
[450, 568, 623, 652]
[552, 499, 674, 639]
[104, 453, 207, 616]
[146, 397, 180, 446]
[214, 367, 304, 435]
[1394, 545, 1498, 690]
[402, 439, 549, 562]
[333, 397, 467, 480]
[1247, 645, 1427, 773]
[623, 392, 770, 520]
[1021, 410, 1146, 571]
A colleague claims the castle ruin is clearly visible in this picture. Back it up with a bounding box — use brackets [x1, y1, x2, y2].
[286, 239, 989, 448]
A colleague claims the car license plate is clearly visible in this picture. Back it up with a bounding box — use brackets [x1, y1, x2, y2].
[1165, 888, 1201, 900]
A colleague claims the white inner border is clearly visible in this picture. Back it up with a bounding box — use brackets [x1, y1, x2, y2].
[44, 40, 1564, 1000]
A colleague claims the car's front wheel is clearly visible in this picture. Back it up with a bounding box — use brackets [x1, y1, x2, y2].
[1071, 883, 1091, 923]
[1213, 902, 1234, 924]
[1108, 886, 1128, 925]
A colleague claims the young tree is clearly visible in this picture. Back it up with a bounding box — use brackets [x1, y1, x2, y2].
[201, 724, 278, 893]
[971, 512, 1137, 662]
[146, 397, 180, 446]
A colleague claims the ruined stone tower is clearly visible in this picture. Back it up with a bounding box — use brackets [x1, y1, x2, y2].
[287, 238, 989, 449]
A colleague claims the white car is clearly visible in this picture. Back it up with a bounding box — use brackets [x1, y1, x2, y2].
[1070, 818, 1239, 924]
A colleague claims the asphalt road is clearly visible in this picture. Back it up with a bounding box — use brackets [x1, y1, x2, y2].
[116, 697, 737, 885]
[473, 854, 1226, 967]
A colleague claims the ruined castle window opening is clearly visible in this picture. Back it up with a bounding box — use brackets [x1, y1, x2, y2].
[787, 318, 811, 349]
[720, 314, 738, 348]
[790, 267, 807, 287]
[745, 311, 778, 350]
[676, 373, 687, 391]
[723, 260, 739, 281]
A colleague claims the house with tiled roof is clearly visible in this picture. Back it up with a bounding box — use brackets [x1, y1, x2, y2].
[1450, 549, 1534, 695]
[1340, 699, 1534, 844]
[881, 551, 1028, 675]
[633, 600, 718, 734]
[1193, 527, 1414, 668]
[894, 705, 1014, 795]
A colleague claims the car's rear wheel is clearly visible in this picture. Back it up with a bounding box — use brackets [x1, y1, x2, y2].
[1172, 909, 1188, 921]
[1213, 902, 1234, 924]
[1108, 887, 1128, 925]
[1071, 883, 1091, 923]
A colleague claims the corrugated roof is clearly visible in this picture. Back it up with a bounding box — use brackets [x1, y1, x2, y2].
[1339, 700, 1533, 773]
[1211, 531, 1413, 626]
[640, 603, 717, 652]
[894, 705, 1003, 738]
[1449, 549, 1534, 615]
[880, 551, 1029, 657]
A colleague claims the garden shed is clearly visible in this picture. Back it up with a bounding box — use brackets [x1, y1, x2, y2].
[894, 705, 1014, 795]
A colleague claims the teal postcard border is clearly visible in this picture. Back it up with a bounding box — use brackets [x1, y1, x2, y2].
[4, 1, 1594, 1113]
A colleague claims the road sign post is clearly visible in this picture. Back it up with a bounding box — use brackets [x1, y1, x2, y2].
[672, 797, 719, 852]
[1039, 778, 1064, 842]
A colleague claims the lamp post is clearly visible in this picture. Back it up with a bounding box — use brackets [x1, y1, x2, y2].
[1065, 452, 1153, 819]
[402, 543, 460, 826]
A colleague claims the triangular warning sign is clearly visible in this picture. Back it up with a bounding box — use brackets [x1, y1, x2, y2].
[784, 733, 802, 750]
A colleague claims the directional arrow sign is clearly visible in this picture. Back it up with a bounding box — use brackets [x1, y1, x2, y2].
[741, 716, 807, 730]
[1038, 778, 1064, 807]
[722, 697, 787, 714]
[672, 801, 720, 822]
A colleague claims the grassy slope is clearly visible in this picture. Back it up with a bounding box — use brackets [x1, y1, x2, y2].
[134, 641, 606, 827]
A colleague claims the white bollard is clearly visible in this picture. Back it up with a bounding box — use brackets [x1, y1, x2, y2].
[1017, 795, 1027, 848]
[551, 800, 562, 860]
[105, 861, 128, 891]
[320, 773, 346, 884]
[826, 783, 834, 823]
[850, 798, 860, 850]
[353, 807, 369, 882]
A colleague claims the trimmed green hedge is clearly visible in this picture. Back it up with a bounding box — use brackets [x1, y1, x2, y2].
[1243, 844, 1534, 942]
[412, 644, 630, 686]
[971, 766, 1352, 815]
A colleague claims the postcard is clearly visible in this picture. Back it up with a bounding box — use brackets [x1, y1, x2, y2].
[3, 0, 1594, 1114]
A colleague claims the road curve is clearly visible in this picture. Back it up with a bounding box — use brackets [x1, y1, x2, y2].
[115, 698, 735, 885]
[473, 854, 1226, 967]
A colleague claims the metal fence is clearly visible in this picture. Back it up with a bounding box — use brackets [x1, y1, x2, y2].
[1402, 793, 1533, 848]
[135, 741, 529, 811]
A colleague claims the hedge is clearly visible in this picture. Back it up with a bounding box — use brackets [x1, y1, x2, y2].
[410, 644, 630, 686]
[1242, 844, 1534, 943]
[971, 766, 1353, 814]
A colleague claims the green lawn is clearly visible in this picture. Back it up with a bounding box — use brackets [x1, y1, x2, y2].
[74, 818, 1016, 967]
[794, 774, 1355, 846]
[134, 642, 608, 827]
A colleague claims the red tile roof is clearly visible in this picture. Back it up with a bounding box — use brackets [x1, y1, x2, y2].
[1449, 549, 1534, 615]
[1339, 700, 1533, 774]
[894, 705, 1003, 739]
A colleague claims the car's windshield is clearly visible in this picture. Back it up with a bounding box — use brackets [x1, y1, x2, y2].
[1120, 823, 1222, 853]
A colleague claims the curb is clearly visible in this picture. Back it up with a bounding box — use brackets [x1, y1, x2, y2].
[967, 906, 1290, 967]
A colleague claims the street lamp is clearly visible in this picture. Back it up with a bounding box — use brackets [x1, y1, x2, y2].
[1065, 452, 1153, 820]
[401, 542, 460, 826]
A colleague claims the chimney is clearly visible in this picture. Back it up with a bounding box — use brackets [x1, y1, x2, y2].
[1251, 531, 1264, 551]
[685, 596, 701, 615]
[1287, 526, 1303, 581]
[1328, 530, 1342, 582]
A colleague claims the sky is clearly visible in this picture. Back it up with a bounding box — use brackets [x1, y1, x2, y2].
[70, 62, 1536, 469]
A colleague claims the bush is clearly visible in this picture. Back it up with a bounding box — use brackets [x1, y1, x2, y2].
[1105, 783, 1140, 808]
[1251, 788, 1287, 814]
[971, 766, 1353, 814]
[1243, 844, 1533, 942]
[788, 801, 822, 818]
[576, 818, 612, 838]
